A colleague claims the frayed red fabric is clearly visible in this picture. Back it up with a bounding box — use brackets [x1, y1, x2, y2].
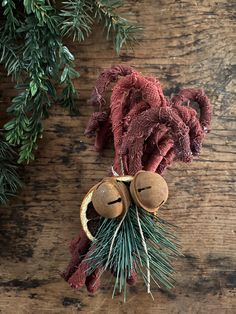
[85, 65, 212, 175]
[88, 65, 133, 108]
[62, 230, 90, 282]
[62, 231, 102, 292]
[62, 229, 138, 292]
[126, 269, 138, 286]
[67, 251, 101, 292]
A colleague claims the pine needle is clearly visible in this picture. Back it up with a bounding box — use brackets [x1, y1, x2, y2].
[85, 205, 181, 301]
[0, 137, 22, 205]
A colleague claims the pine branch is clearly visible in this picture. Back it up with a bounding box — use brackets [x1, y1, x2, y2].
[1, 0, 20, 35]
[60, 0, 141, 53]
[94, 0, 141, 53]
[0, 136, 22, 205]
[60, 0, 93, 41]
[0, 36, 23, 78]
[58, 45, 80, 112]
[23, 0, 56, 25]
[0, 0, 23, 78]
[86, 206, 181, 300]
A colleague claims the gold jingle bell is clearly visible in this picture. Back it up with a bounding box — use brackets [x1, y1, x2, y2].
[130, 171, 168, 213]
[91, 177, 131, 218]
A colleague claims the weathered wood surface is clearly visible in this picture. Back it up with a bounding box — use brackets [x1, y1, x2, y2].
[0, 0, 236, 313]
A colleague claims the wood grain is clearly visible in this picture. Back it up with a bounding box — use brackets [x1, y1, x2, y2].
[0, 0, 236, 313]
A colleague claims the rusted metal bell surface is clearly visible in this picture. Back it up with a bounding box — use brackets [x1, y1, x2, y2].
[130, 171, 168, 213]
[91, 178, 131, 218]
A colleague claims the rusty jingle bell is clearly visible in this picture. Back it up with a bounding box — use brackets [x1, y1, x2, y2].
[91, 171, 169, 219]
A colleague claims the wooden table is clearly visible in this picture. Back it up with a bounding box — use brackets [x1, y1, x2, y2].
[0, 1, 235, 313]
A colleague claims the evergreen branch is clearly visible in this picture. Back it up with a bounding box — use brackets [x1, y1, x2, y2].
[0, 35, 23, 78]
[86, 206, 181, 300]
[4, 12, 79, 163]
[1, 0, 20, 35]
[4, 87, 44, 163]
[0, 136, 22, 205]
[0, 0, 23, 78]
[60, 0, 141, 53]
[0, 0, 140, 202]
[4, 15, 53, 163]
[60, 0, 93, 41]
[23, 0, 56, 25]
[58, 44, 80, 112]
[94, 0, 141, 53]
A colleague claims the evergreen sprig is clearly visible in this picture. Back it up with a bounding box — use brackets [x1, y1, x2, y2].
[94, 0, 141, 53]
[2, 0, 19, 35]
[61, 0, 141, 53]
[0, 35, 22, 78]
[4, 12, 76, 163]
[0, 136, 22, 204]
[86, 206, 181, 301]
[60, 0, 93, 41]
[0, 0, 139, 204]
